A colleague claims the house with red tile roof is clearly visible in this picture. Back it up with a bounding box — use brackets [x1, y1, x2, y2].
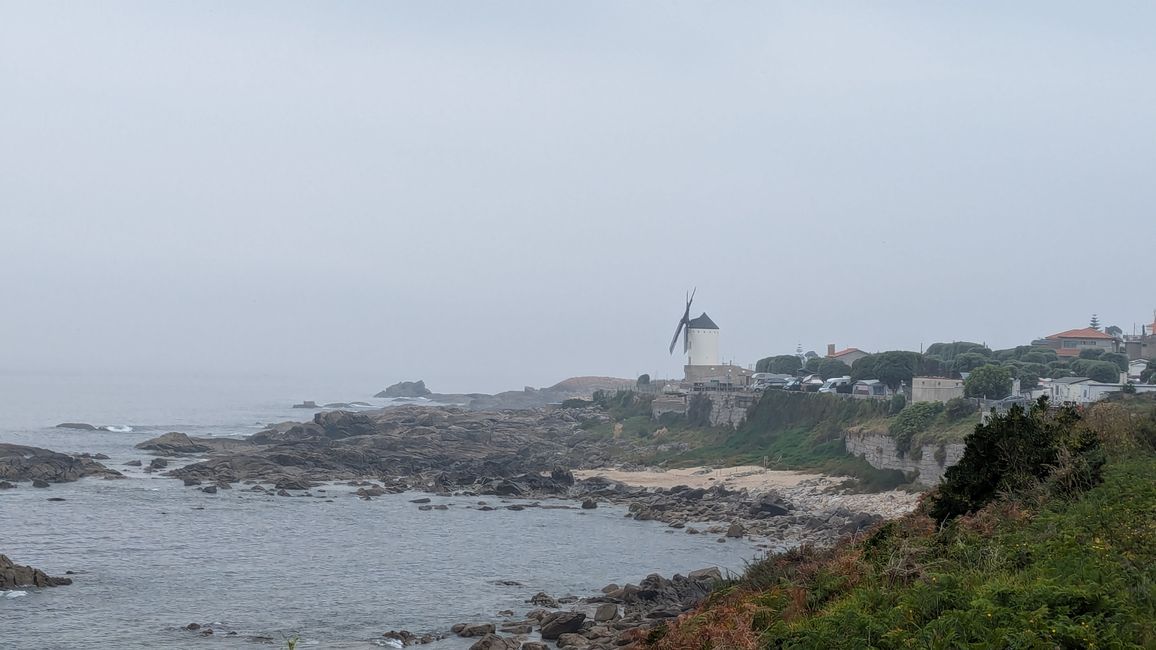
[825, 344, 870, 366]
[1040, 327, 1120, 357]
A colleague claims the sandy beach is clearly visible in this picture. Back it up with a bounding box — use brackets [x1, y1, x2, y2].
[574, 465, 823, 494]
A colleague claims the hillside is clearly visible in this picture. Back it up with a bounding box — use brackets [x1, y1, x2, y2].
[638, 395, 1156, 649]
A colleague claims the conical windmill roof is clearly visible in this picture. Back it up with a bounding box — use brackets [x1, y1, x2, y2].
[688, 313, 718, 330]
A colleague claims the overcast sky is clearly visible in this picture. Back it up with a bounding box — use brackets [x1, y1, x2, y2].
[2, 2, 1154, 393]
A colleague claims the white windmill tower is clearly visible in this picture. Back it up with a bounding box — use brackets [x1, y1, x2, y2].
[668, 289, 721, 372]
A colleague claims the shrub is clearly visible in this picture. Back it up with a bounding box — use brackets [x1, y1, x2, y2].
[944, 397, 976, 421]
[889, 393, 906, 415]
[890, 401, 944, 455]
[964, 365, 1013, 399]
[1078, 347, 1105, 360]
[687, 394, 712, 427]
[928, 398, 1103, 521]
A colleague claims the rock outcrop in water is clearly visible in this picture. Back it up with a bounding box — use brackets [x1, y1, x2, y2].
[0, 554, 72, 588]
[135, 432, 211, 455]
[54, 422, 97, 431]
[167, 406, 605, 487]
[376, 380, 433, 399]
[0, 444, 123, 483]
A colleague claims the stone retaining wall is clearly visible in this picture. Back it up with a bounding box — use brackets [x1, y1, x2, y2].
[844, 431, 966, 485]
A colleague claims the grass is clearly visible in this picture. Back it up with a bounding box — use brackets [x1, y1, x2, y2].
[644, 397, 1156, 649]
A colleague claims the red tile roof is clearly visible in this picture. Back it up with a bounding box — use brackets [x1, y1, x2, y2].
[1046, 327, 1117, 341]
[829, 348, 865, 358]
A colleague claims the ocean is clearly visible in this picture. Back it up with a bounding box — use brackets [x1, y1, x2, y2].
[0, 372, 757, 649]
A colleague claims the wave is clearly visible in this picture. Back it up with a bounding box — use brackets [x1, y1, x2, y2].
[3, 590, 28, 599]
[101, 426, 134, 433]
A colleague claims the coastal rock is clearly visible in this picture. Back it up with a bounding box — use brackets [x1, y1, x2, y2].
[135, 432, 211, 455]
[0, 554, 72, 588]
[593, 604, 619, 622]
[124, 460, 142, 467]
[539, 612, 585, 639]
[556, 633, 589, 648]
[32, 479, 50, 488]
[581, 498, 597, 510]
[376, 380, 432, 399]
[468, 634, 518, 650]
[725, 523, 745, 538]
[55, 422, 97, 430]
[0, 481, 14, 489]
[528, 592, 558, 608]
[0, 443, 122, 483]
[520, 643, 549, 650]
[456, 623, 495, 638]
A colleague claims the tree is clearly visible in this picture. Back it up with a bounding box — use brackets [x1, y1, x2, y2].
[952, 352, 990, 373]
[1078, 347, 1105, 360]
[873, 351, 921, 390]
[817, 358, 851, 380]
[1105, 325, 1123, 337]
[1018, 368, 1040, 391]
[1090, 314, 1100, 330]
[636, 374, 650, 386]
[755, 355, 801, 374]
[926, 342, 990, 361]
[1142, 360, 1156, 384]
[920, 354, 948, 377]
[1083, 361, 1121, 383]
[805, 356, 823, 373]
[964, 364, 1013, 399]
[1101, 352, 1129, 372]
[850, 355, 877, 382]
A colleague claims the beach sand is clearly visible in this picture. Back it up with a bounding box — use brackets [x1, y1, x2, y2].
[574, 465, 823, 494]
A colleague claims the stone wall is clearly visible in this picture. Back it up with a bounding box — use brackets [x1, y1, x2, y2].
[844, 431, 966, 485]
[651, 396, 687, 418]
[704, 392, 756, 428]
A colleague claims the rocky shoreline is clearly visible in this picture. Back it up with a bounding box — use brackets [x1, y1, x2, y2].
[0, 554, 72, 589]
[14, 403, 919, 647]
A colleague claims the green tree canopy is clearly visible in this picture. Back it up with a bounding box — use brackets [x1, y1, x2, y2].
[1078, 348, 1106, 360]
[920, 354, 949, 377]
[1101, 352, 1129, 372]
[964, 364, 1013, 399]
[850, 355, 877, 382]
[1082, 361, 1121, 383]
[817, 358, 852, 380]
[952, 352, 991, 373]
[805, 356, 823, 373]
[873, 351, 921, 390]
[636, 374, 650, 386]
[1018, 368, 1040, 391]
[756, 354, 803, 374]
[926, 342, 991, 361]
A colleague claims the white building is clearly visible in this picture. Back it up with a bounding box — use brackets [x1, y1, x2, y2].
[911, 377, 965, 404]
[682, 313, 751, 387]
[1049, 376, 1156, 404]
[686, 313, 719, 366]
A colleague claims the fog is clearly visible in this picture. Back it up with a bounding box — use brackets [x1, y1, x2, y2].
[3, 2, 1154, 393]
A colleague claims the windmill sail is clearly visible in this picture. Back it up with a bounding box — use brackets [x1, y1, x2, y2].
[668, 289, 695, 355]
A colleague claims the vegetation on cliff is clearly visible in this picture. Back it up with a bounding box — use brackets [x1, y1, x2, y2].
[642, 395, 1156, 649]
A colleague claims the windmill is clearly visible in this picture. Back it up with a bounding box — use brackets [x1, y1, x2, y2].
[668, 288, 696, 355]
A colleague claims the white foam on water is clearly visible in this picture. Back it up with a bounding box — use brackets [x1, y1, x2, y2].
[3, 590, 29, 599]
[103, 426, 134, 433]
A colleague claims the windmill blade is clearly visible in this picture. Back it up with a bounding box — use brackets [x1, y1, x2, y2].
[683, 323, 690, 353]
[669, 319, 686, 354]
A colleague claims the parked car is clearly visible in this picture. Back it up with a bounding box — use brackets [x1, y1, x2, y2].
[818, 376, 852, 393]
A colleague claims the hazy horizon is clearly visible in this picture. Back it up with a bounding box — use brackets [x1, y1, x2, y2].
[4, 2, 1154, 394]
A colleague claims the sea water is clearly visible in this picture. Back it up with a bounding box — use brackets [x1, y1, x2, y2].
[0, 372, 757, 649]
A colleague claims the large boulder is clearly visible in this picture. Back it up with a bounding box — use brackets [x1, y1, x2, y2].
[539, 612, 585, 639]
[457, 623, 495, 638]
[468, 634, 517, 650]
[0, 443, 122, 483]
[54, 422, 97, 431]
[375, 380, 432, 399]
[0, 554, 72, 588]
[135, 432, 210, 455]
[312, 411, 377, 439]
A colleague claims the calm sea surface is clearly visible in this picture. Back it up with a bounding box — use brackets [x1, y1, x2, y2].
[0, 372, 757, 649]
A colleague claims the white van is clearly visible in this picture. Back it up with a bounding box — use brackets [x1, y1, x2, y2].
[818, 376, 852, 393]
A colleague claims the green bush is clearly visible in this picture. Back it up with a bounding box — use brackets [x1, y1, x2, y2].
[890, 401, 944, 455]
[928, 398, 1104, 521]
[1078, 347, 1105, 360]
[944, 397, 976, 421]
[686, 394, 712, 427]
[889, 393, 906, 415]
[964, 364, 1013, 399]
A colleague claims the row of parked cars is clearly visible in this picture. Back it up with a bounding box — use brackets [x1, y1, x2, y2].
[750, 373, 853, 393]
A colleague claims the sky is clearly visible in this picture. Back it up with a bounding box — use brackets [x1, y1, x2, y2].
[2, 2, 1154, 394]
